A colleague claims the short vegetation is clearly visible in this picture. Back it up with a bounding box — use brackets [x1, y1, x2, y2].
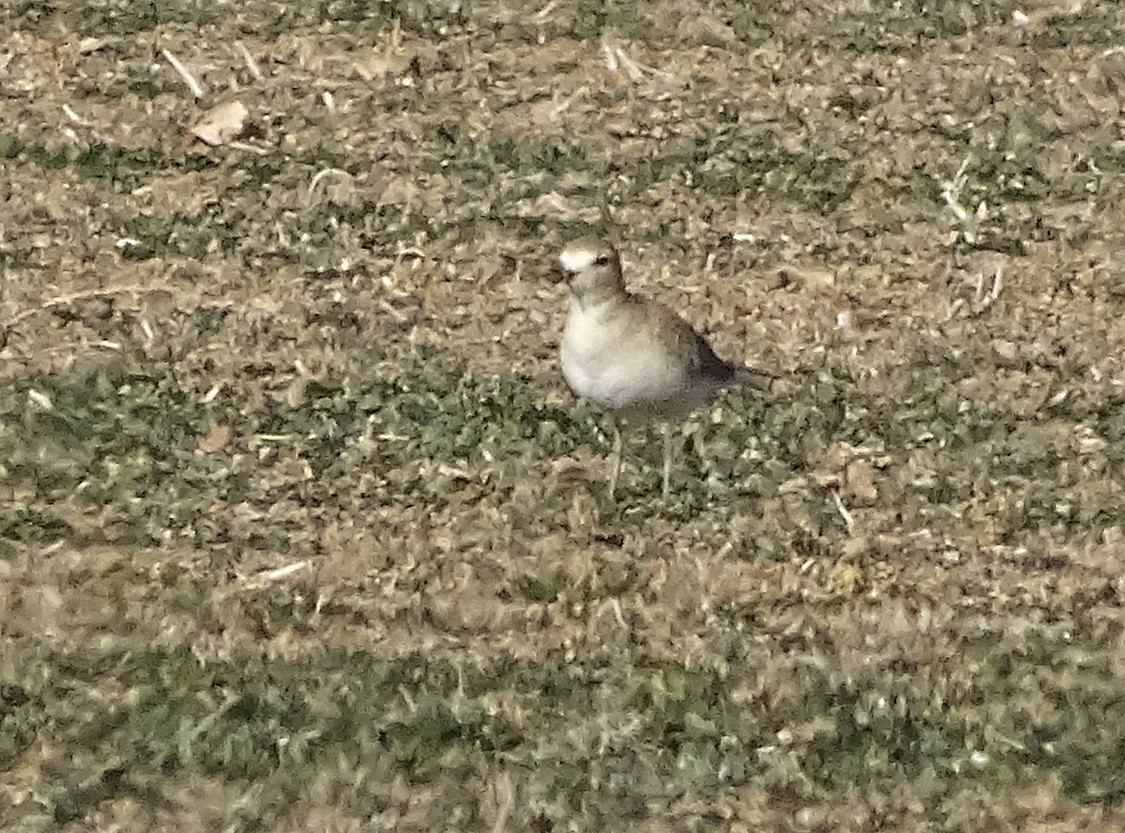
[2, 1, 1125, 830]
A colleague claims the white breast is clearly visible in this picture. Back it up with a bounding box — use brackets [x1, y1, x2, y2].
[560, 303, 689, 415]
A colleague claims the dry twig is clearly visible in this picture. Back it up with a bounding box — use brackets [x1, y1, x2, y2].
[830, 488, 855, 535]
[235, 41, 262, 80]
[938, 155, 987, 244]
[307, 167, 354, 206]
[162, 47, 205, 98]
[945, 265, 1004, 320]
[238, 560, 309, 590]
[601, 39, 673, 83]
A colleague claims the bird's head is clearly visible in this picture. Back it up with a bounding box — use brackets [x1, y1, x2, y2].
[558, 237, 625, 303]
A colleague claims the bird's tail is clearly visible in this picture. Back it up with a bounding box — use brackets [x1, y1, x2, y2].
[732, 364, 776, 393]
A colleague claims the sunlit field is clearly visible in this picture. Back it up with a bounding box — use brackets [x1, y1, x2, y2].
[3, 1, 1125, 830]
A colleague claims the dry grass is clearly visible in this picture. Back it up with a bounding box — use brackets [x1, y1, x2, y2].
[3, 1, 1125, 830]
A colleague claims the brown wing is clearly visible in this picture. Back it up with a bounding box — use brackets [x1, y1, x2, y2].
[660, 305, 774, 393]
[619, 294, 775, 395]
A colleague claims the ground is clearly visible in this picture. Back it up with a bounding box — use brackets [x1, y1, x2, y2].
[2, 0, 1125, 830]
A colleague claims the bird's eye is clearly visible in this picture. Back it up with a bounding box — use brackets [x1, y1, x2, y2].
[594, 255, 611, 265]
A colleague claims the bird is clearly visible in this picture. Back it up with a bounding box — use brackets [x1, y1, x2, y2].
[557, 236, 773, 500]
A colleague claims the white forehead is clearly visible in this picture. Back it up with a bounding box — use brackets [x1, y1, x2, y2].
[559, 245, 598, 272]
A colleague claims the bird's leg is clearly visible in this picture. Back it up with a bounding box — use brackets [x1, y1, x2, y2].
[608, 419, 623, 501]
[661, 422, 673, 500]
[688, 424, 707, 480]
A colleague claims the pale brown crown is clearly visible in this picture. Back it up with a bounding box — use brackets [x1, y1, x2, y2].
[558, 237, 625, 303]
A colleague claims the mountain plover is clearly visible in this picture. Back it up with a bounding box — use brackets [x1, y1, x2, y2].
[558, 237, 772, 499]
